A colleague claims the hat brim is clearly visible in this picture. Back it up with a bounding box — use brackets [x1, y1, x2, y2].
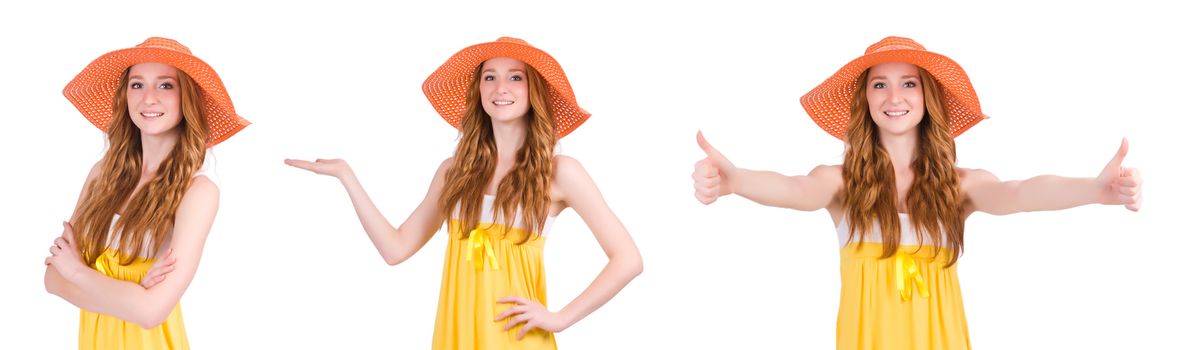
[800, 49, 986, 141]
[422, 41, 590, 139]
[63, 47, 250, 147]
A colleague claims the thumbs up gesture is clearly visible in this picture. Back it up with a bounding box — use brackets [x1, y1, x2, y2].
[1096, 138, 1142, 211]
[693, 131, 738, 204]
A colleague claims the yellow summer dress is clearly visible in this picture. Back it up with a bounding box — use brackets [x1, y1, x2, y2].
[432, 195, 558, 350]
[78, 155, 215, 350]
[836, 214, 970, 349]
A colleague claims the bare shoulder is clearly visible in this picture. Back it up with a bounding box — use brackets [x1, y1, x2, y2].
[86, 159, 104, 182]
[809, 164, 843, 179]
[552, 154, 586, 178]
[956, 167, 999, 191]
[184, 175, 220, 204]
[551, 155, 593, 204]
[436, 157, 455, 176]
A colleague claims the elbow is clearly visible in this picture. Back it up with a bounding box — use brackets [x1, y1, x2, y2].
[383, 253, 408, 266]
[622, 252, 644, 279]
[134, 302, 176, 329]
[44, 269, 64, 296]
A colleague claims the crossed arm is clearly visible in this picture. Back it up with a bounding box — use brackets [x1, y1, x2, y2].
[45, 163, 218, 329]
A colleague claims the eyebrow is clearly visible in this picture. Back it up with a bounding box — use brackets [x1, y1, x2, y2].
[129, 75, 179, 81]
[481, 68, 527, 74]
[869, 75, 919, 81]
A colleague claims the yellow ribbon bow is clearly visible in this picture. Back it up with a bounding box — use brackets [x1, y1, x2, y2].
[466, 227, 499, 271]
[895, 251, 930, 301]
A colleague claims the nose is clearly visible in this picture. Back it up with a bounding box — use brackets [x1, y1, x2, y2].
[887, 86, 903, 105]
[495, 80, 512, 96]
[142, 88, 160, 105]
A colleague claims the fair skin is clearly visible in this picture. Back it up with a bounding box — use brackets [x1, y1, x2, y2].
[693, 62, 1142, 229]
[43, 62, 218, 329]
[285, 57, 642, 340]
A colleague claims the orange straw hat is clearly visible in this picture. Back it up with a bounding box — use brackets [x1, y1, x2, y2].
[63, 37, 250, 147]
[422, 37, 590, 139]
[800, 36, 987, 141]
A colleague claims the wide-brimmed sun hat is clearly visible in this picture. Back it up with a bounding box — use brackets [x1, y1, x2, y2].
[800, 36, 986, 141]
[422, 37, 590, 139]
[63, 37, 250, 147]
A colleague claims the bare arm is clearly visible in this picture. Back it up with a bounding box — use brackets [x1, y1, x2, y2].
[45, 161, 172, 310]
[963, 138, 1143, 215]
[495, 156, 643, 339]
[693, 131, 841, 211]
[284, 158, 449, 265]
[46, 176, 219, 329]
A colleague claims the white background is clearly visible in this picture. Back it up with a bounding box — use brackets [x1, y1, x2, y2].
[2, 1, 1195, 348]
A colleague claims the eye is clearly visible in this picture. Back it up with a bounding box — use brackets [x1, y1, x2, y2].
[903, 81, 918, 88]
[872, 82, 885, 89]
[483, 75, 495, 81]
[130, 82, 143, 89]
[510, 75, 523, 82]
[159, 82, 174, 89]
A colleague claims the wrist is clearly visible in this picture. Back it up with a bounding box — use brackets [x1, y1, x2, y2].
[727, 167, 745, 196]
[62, 262, 89, 284]
[553, 308, 579, 331]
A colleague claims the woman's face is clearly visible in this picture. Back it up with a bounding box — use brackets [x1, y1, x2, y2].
[479, 57, 530, 125]
[126, 62, 183, 138]
[865, 62, 925, 137]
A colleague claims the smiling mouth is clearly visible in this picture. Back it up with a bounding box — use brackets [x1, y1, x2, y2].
[884, 111, 908, 117]
[492, 101, 514, 106]
[140, 112, 164, 118]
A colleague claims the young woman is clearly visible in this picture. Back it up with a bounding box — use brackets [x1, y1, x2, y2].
[692, 36, 1142, 349]
[45, 37, 250, 349]
[286, 37, 642, 349]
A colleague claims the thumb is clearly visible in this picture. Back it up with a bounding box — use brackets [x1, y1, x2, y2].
[1104, 137, 1129, 173]
[696, 130, 731, 167]
[62, 221, 76, 245]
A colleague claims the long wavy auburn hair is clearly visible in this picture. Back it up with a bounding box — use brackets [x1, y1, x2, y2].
[72, 67, 209, 266]
[438, 62, 556, 244]
[840, 67, 966, 266]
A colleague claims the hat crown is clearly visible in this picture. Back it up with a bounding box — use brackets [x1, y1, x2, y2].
[495, 37, 531, 46]
[864, 36, 926, 55]
[135, 37, 193, 55]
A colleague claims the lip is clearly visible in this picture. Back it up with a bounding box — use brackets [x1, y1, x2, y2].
[883, 110, 909, 118]
[139, 112, 165, 118]
[492, 100, 515, 106]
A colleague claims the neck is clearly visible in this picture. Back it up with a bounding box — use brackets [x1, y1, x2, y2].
[490, 119, 527, 163]
[879, 131, 918, 170]
[140, 131, 179, 174]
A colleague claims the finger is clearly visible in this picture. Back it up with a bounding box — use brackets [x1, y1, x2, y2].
[1125, 194, 1141, 211]
[45, 257, 52, 266]
[693, 163, 717, 180]
[61, 222, 76, 243]
[283, 159, 317, 171]
[496, 296, 528, 305]
[150, 275, 168, 287]
[517, 322, 537, 340]
[1114, 177, 1139, 187]
[695, 192, 716, 205]
[494, 306, 524, 321]
[503, 313, 534, 331]
[159, 248, 175, 263]
[49, 245, 59, 255]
